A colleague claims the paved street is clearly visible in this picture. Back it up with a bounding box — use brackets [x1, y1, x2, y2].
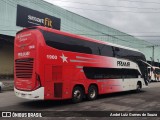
[0, 82, 160, 120]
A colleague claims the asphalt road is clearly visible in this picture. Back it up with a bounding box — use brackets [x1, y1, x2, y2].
[0, 82, 160, 120]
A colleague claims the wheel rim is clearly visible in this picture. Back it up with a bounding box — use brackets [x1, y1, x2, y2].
[137, 84, 140, 91]
[73, 90, 81, 100]
[90, 88, 96, 99]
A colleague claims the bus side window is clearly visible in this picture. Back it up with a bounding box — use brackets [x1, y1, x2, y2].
[100, 45, 114, 57]
[115, 47, 120, 52]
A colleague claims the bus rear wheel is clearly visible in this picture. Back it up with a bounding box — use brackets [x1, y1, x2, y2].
[72, 86, 83, 103]
[87, 85, 98, 101]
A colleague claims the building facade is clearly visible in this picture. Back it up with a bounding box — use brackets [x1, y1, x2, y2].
[0, 0, 158, 77]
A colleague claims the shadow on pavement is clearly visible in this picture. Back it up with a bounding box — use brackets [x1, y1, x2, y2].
[20, 90, 146, 110]
[98, 90, 146, 99]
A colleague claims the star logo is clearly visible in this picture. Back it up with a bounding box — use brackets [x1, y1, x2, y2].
[60, 53, 68, 63]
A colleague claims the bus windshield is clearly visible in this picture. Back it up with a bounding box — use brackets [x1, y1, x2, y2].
[155, 68, 160, 75]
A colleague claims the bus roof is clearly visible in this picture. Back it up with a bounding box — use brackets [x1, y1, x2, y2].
[148, 66, 160, 69]
[19, 26, 142, 53]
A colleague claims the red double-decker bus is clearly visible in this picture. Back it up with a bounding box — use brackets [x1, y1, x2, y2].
[14, 26, 148, 103]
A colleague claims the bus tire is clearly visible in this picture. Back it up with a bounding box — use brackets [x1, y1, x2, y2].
[0, 87, 1, 93]
[87, 85, 98, 101]
[72, 86, 83, 103]
[136, 82, 142, 93]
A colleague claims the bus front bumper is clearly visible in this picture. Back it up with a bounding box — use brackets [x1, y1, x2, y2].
[14, 87, 44, 100]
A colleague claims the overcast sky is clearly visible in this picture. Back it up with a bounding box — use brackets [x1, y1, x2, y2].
[44, 0, 160, 44]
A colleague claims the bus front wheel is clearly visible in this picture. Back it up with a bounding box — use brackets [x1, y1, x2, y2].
[87, 85, 98, 101]
[136, 82, 142, 92]
[72, 86, 84, 103]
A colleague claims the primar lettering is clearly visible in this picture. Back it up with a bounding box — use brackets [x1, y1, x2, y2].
[117, 61, 130, 67]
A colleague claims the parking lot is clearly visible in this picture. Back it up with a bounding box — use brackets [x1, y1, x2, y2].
[0, 82, 160, 120]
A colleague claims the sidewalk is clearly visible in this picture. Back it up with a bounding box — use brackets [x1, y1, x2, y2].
[0, 79, 14, 91]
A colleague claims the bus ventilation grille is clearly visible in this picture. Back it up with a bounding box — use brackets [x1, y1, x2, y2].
[15, 58, 34, 78]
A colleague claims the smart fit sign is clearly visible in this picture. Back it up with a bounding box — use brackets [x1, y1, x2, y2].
[16, 5, 61, 30]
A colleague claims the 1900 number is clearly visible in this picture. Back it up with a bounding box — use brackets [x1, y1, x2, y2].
[47, 55, 57, 60]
